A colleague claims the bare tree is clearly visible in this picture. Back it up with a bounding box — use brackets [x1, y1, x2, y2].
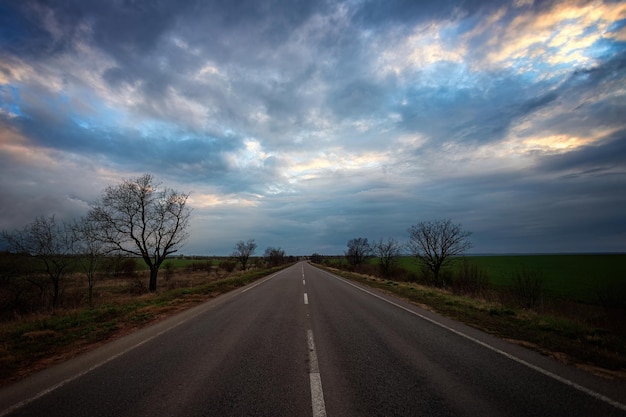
[407, 219, 472, 286]
[71, 216, 107, 304]
[372, 237, 402, 277]
[88, 174, 191, 292]
[310, 253, 323, 264]
[264, 246, 285, 267]
[1, 215, 73, 307]
[233, 239, 256, 270]
[345, 237, 371, 268]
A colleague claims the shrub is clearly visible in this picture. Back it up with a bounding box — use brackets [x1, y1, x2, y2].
[452, 259, 490, 295]
[415, 266, 451, 287]
[119, 258, 138, 277]
[310, 253, 323, 264]
[103, 256, 138, 278]
[595, 280, 626, 309]
[388, 265, 413, 282]
[356, 263, 377, 276]
[511, 269, 544, 309]
[406, 270, 419, 283]
[188, 261, 212, 272]
[218, 260, 236, 273]
[163, 262, 175, 283]
[128, 274, 147, 295]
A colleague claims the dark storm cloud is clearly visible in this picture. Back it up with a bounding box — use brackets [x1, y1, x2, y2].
[352, 0, 503, 26]
[508, 53, 626, 149]
[396, 48, 625, 151]
[538, 132, 626, 177]
[570, 49, 626, 89]
[1, 0, 625, 254]
[396, 74, 526, 146]
[7, 0, 184, 58]
[1, 110, 240, 185]
[4, 0, 328, 110]
[328, 79, 390, 119]
[410, 159, 626, 254]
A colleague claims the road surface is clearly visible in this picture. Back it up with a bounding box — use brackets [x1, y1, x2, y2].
[1, 262, 625, 416]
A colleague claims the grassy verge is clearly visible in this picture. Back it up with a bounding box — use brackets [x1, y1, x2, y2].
[0, 265, 290, 387]
[319, 265, 626, 379]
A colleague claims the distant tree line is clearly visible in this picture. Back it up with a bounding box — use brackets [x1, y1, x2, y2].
[0, 176, 476, 314]
[312, 219, 553, 310]
[335, 219, 472, 284]
[231, 239, 293, 269]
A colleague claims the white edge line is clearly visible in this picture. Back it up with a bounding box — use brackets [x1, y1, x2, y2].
[1, 267, 290, 417]
[1, 319, 187, 417]
[319, 269, 626, 413]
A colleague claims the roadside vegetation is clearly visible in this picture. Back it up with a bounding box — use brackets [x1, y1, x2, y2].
[313, 253, 626, 379]
[0, 256, 293, 387]
[2, 192, 624, 386]
[0, 173, 299, 387]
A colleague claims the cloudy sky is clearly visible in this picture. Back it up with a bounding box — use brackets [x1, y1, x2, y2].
[1, 0, 625, 256]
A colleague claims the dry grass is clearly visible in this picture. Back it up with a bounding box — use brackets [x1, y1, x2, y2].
[0, 265, 288, 387]
[319, 265, 626, 380]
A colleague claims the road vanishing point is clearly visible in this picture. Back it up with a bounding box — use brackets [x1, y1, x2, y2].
[1, 262, 625, 416]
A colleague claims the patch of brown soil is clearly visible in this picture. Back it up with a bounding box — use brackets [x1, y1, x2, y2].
[504, 338, 626, 381]
[575, 364, 626, 380]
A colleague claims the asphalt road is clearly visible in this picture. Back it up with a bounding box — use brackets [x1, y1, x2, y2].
[1, 262, 625, 416]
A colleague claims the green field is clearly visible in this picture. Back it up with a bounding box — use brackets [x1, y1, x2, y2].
[395, 254, 626, 303]
[83, 254, 626, 303]
[130, 257, 222, 270]
[160, 257, 221, 268]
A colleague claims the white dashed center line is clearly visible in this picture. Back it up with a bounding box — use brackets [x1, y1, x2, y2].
[307, 330, 327, 417]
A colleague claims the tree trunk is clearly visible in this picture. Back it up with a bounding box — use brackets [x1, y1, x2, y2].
[149, 267, 158, 292]
[88, 272, 95, 305]
[433, 265, 441, 287]
[52, 278, 60, 307]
